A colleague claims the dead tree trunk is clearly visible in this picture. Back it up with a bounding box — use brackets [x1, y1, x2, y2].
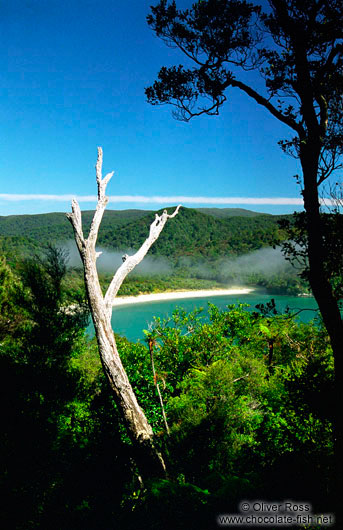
[67, 147, 180, 480]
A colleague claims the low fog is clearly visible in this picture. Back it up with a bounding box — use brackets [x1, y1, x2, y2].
[62, 240, 172, 276]
[179, 246, 294, 283]
[62, 240, 293, 283]
[222, 246, 293, 277]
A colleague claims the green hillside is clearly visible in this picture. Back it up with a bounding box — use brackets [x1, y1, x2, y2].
[0, 209, 151, 242]
[195, 207, 268, 218]
[0, 207, 289, 261]
[98, 207, 287, 258]
[0, 206, 267, 241]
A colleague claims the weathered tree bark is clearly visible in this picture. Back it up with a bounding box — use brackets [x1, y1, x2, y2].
[67, 147, 180, 480]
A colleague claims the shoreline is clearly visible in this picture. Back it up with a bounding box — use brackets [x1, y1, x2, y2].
[112, 287, 255, 307]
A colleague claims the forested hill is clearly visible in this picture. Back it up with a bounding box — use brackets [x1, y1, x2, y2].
[99, 207, 288, 258]
[0, 209, 150, 242]
[195, 207, 269, 218]
[0, 207, 289, 259]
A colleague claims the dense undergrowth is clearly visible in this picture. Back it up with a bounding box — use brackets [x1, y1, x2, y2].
[0, 249, 334, 529]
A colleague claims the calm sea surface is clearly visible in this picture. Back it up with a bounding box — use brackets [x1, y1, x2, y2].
[106, 292, 319, 342]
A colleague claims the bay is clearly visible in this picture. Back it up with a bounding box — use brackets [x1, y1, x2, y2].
[109, 291, 319, 342]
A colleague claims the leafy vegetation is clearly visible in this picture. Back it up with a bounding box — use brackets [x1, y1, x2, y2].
[0, 209, 150, 243]
[0, 207, 288, 258]
[89, 207, 288, 259]
[280, 211, 343, 301]
[1, 207, 309, 295]
[1, 250, 334, 529]
[196, 207, 269, 218]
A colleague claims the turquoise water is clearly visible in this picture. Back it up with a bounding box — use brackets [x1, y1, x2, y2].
[108, 291, 319, 342]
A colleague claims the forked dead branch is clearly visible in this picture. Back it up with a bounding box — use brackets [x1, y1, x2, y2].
[67, 147, 181, 479]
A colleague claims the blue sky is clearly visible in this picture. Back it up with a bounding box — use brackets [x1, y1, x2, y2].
[0, 0, 306, 216]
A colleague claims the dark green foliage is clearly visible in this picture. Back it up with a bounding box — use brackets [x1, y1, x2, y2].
[1, 207, 309, 295]
[0, 235, 41, 266]
[1, 248, 85, 526]
[115, 304, 334, 526]
[196, 207, 269, 218]
[1, 206, 312, 296]
[0, 256, 23, 339]
[114, 274, 223, 296]
[0, 207, 289, 259]
[1, 246, 334, 528]
[118, 478, 212, 530]
[99, 207, 288, 258]
[280, 211, 343, 300]
[0, 209, 150, 243]
[0, 249, 133, 529]
[248, 271, 306, 295]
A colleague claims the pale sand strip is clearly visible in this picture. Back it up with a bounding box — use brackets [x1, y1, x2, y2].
[112, 287, 254, 307]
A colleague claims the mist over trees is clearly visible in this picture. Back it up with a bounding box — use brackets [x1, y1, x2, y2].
[1, 208, 309, 297]
[1, 205, 309, 296]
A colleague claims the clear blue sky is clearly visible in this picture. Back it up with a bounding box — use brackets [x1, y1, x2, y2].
[0, 0, 305, 216]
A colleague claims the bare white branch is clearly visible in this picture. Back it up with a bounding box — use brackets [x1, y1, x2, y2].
[104, 205, 181, 314]
[87, 148, 114, 247]
[66, 198, 85, 251]
[95, 147, 103, 194]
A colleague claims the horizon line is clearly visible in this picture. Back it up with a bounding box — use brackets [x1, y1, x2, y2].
[0, 193, 308, 205]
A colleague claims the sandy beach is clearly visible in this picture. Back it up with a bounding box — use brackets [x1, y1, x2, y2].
[112, 287, 254, 307]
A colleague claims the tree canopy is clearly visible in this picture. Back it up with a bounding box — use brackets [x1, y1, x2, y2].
[146, 0, 343, 184]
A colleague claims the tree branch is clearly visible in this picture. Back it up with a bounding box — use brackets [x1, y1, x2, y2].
[321, 42, 343, 76]
[66, 148, 176, 479]
[88, 147, 114, 248]
[67, 150, 181, 319]
[67, 147, 113, 251]
[66, 199, 85, 252]
[230, 79, 303, 135]
[175, 95, 225, 122]
[104, 206, 181, 314]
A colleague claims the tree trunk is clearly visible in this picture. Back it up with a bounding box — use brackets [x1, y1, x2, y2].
[67, 148, 181, 481]
[84, 250, 166, 479]
[301, 148, 343, 520]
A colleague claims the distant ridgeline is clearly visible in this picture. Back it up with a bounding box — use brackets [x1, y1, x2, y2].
[0, 207, 289, 261]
